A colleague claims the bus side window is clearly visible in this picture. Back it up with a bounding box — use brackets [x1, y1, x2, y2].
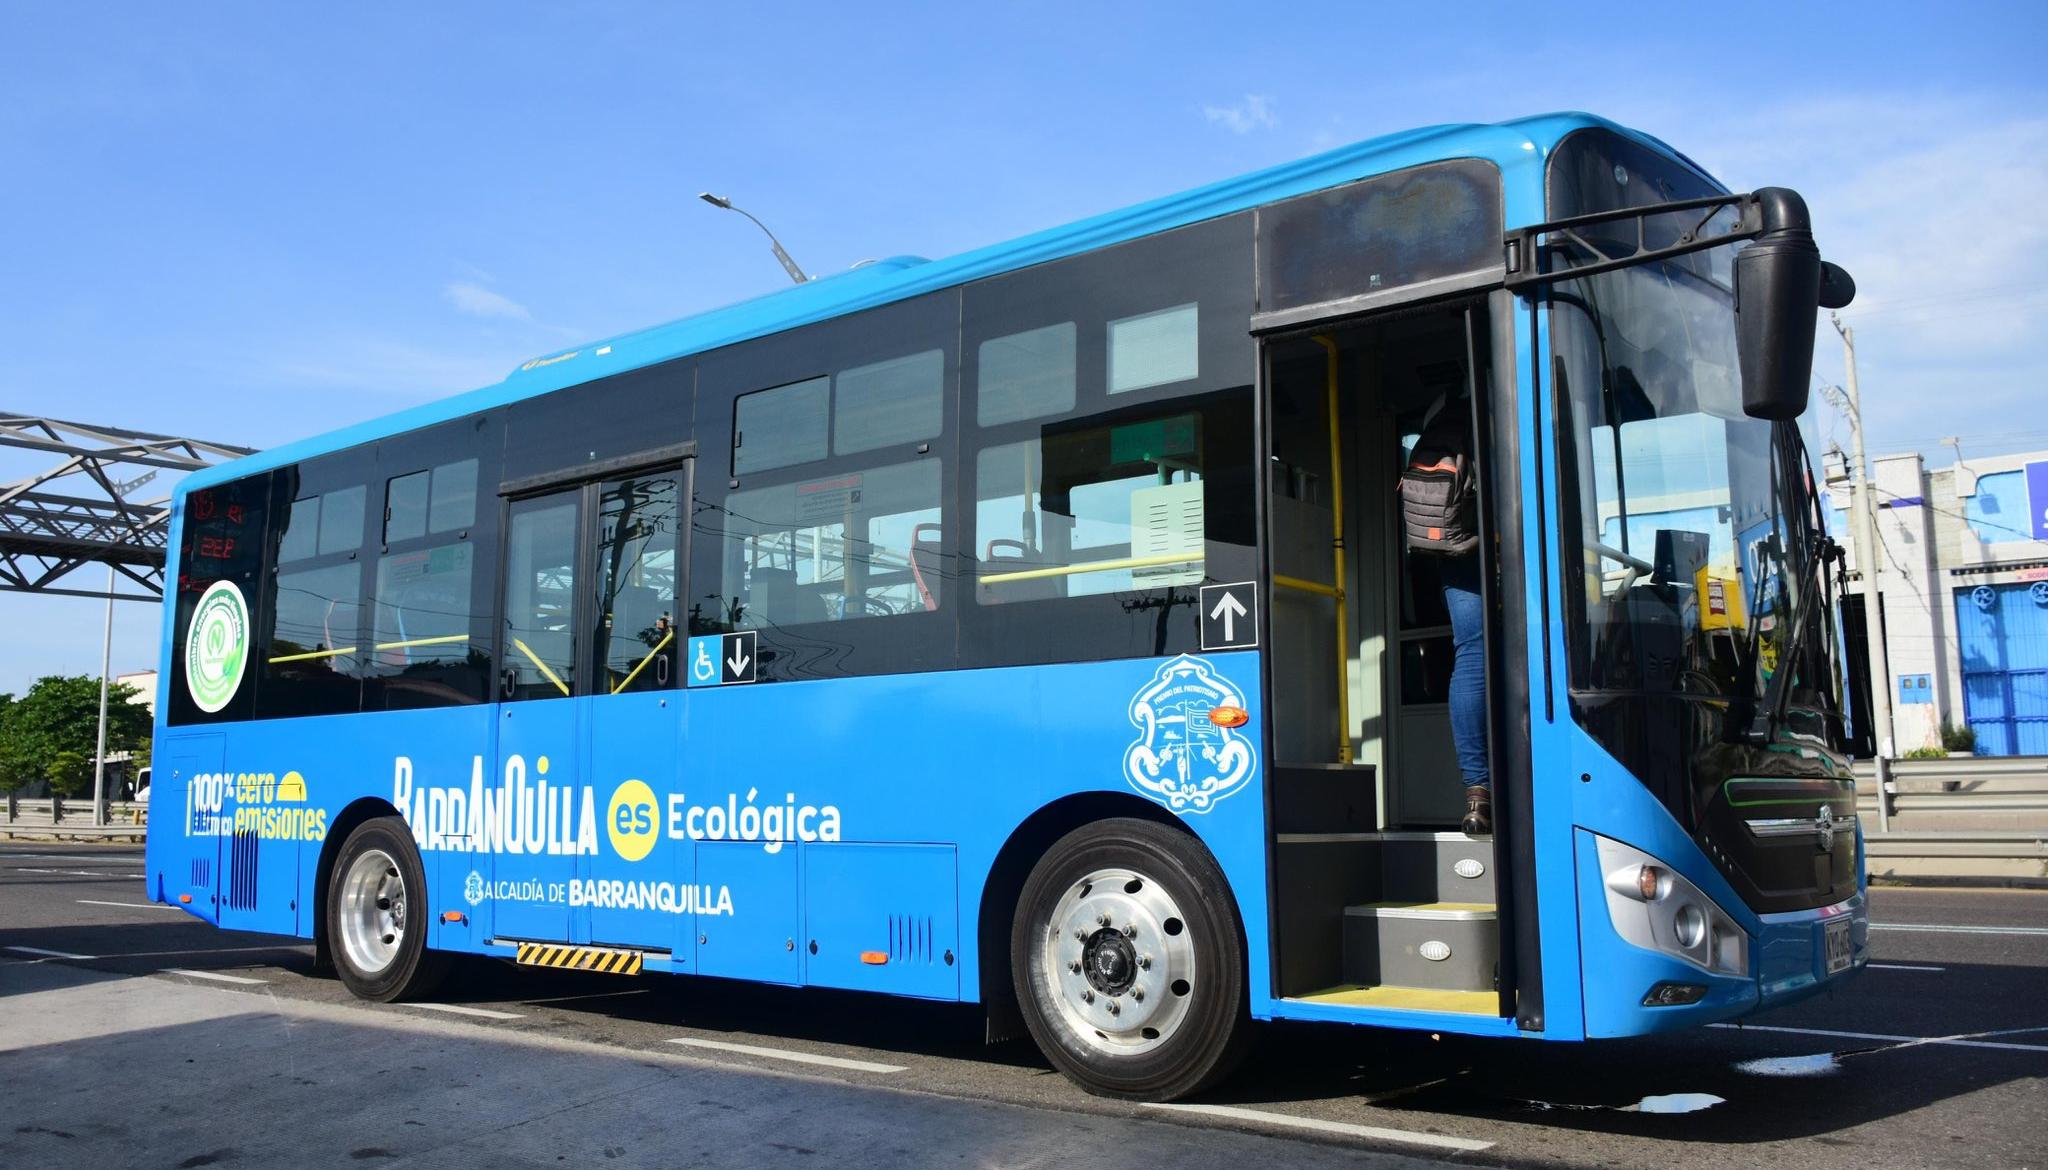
[258, 472, 367, 720]
[596, 473, 682, 694]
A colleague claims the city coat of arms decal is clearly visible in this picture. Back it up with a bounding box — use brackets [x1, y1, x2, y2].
[1122, 655, 1257, 814]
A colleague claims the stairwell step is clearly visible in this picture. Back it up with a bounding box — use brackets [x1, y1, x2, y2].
[1342, 902, 1497, 992]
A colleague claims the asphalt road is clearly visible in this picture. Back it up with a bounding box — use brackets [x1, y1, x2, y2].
[2, 843, 2042, 1169]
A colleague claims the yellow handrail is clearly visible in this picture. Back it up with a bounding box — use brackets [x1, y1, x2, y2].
[511, 637, 571, 697]
[610, 629, 676, 695]
[267, 646, 357, 664]
[373, 634, 469, 652]
[1274, 574, 1341, 599]
[981, 550, 1201, 586]
[1313, 335, 1352, 765]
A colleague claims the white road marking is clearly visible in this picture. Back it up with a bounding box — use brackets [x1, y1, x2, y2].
[1, 853, 145, 863]
[14, 867, 141, 878]
[76, 899, 174, 910]
[4, 945, 96, 960]
[1145, 1102, 1495, 1153]
[406, 1002, 525, 1020]
[666, 1037, 906, 1073]
[1711, 1022, 2048, 1053]
[1866, 962, 1945, 971]
[1871, 922, 2048, 937]
[162, 968, 267, 985]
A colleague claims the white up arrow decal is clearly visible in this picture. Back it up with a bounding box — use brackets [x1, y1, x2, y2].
[1209, 591, 1247, 643]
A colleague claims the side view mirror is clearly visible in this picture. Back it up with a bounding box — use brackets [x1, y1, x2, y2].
[1734, 188, 1856, 421]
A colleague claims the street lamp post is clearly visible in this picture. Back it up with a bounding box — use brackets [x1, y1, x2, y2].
[698, 193, 810, 285]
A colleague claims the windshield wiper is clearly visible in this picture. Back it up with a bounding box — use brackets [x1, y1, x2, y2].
[1732, 424, 1836, 745]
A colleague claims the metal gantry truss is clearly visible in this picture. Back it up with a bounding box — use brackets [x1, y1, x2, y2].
[0, 413, 256, 601]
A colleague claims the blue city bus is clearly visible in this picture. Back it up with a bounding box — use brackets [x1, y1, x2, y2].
[146, 112, 1866, 1100]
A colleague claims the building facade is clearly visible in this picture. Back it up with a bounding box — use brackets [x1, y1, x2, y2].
[1836, 449, 2048, 757]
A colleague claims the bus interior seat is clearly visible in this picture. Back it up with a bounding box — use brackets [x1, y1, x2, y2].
[748, 566, 831, 627]
[909, 522, 943, 611]
[982, 539, 1062, 603]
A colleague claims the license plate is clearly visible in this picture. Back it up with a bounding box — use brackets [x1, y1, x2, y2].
[1823, 916, 1853, 975]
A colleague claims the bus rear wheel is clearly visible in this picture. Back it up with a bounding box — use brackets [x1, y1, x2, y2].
[327, 816, 448, 1002]
[1011, 817, 1250, 1100]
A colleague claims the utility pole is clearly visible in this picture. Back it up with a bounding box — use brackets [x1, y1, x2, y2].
[92, 562, 114, 827]
[1835, 313, 1894, 830]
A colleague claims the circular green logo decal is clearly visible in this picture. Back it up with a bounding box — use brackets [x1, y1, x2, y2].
[185, 580, 249, 713]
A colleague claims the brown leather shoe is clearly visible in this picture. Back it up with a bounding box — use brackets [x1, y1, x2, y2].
[1460, 786, 1492, 837]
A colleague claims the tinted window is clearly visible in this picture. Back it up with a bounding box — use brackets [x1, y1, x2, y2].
[721, 459, 943, 627]
[976, 411, 1206, 602]
[834, 348, 943, 454]
[368, 543, 479, 707]
[597, 473, 682, 694]
[364, 419, 500, 711]
[280, 485, 366, 563]
[1108, 304, 1199, 394]
[504, 496, 580, 701]
[960, 213, 1258, 668]
[384, 459, 476, 544]
[978, 322, 1076, 426]
[1256, 158, 1503, 319]
[386, 470, 429, 543]
[695, 291, 957, 681]
[262, 563, 363, 718]
[734, 377, 829, 475]
[168, 474, 270, 725]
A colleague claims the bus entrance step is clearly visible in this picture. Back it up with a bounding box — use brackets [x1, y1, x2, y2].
[513, 941, 648, 976]
[1341, 902, 1497, 992]
[1375, 830, 1495, 904]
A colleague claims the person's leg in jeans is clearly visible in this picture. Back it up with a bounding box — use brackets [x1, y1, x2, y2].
[1438, 552, 1491, 834]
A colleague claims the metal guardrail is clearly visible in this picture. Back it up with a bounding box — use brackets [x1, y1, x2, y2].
[1852, 755, 2047, 872]
[1, 795, 148, 839]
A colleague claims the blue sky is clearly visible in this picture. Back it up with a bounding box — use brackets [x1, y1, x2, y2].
[2, 1, 2044, 692]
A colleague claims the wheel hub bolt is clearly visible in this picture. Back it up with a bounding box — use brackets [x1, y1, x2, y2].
[1069, 960, 1082, 974]
[1106, 999, 1120, 1016]
[1081, 989, 1094, 1003]
[1132, 988, 1145, 1002]
[1138, 955, 1152, 970]
[1074, 929, 1088, 942]
[1122, 924, 1137, 937]
[1098, 913, 1112, 927]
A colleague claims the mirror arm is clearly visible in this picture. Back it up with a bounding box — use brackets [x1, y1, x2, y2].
[1504, 191, 1769, 291]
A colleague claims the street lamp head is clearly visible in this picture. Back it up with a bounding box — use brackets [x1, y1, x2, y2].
[698, 192, 733, 210]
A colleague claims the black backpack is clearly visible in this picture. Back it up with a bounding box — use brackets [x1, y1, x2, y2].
[1399, 396, 1479, 555]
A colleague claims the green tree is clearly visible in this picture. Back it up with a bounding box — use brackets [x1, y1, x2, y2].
[0, 675, 153, 797]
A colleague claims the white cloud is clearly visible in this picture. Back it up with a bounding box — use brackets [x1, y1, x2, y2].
[1203, 94, 1277, 134]
[1683, 95, 2048, 458]
[443, 280, 532, 321]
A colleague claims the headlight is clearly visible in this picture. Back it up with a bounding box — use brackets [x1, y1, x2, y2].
[1595, 834, 1749, 978]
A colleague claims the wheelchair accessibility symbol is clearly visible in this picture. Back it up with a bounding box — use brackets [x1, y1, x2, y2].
[687, 631, 758, 687]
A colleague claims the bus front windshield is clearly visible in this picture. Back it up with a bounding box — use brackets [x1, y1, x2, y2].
[1547, 132, 1837, 798]
[1554, 235, 1791, 706]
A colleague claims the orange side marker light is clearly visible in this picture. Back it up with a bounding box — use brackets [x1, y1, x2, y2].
[1208, 705, 1250, 728]
[859, 951, 889, 965]
[441, 910, 467, 924]
[178, 893, 192, 904]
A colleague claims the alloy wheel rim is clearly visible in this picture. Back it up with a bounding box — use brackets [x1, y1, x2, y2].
[1040, 866, 1197, 1057]
[338, 847, 405, 976]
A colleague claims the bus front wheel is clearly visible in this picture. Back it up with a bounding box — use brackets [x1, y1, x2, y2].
[1011, 817, 1251, 1100]
[326, 816, 449, 1002]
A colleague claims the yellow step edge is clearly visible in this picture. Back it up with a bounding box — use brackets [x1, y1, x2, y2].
[1290, 984, 1501, 1014]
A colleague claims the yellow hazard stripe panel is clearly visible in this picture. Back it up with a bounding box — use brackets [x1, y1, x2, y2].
[514, 941, 644, 975]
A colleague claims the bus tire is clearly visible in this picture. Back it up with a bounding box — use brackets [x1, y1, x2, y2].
[1011, 817, 1251, 1100]
[326, 816, 449, 1002]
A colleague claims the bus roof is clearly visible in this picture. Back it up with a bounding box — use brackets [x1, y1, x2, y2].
[185, 111, 1686, 493]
